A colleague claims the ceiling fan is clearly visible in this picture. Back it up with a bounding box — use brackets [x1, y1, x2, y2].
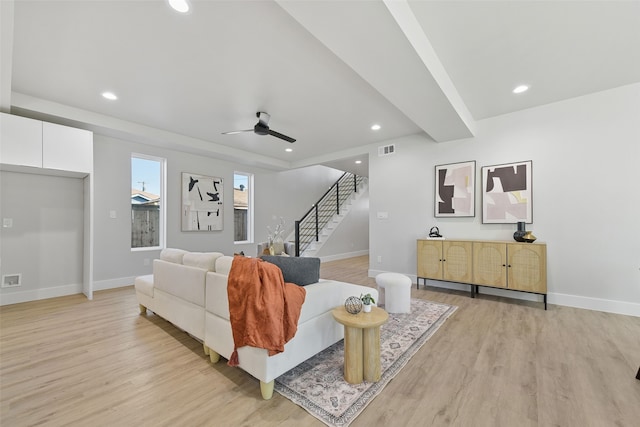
[222, 111, 296, 143]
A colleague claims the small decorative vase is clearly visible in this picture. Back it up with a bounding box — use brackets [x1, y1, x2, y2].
[513, 222, 526, 242]
[363, 303, 372, 313]
[272, 235, 285, 255]
[522, 231, 537, 243]
[345, 296, 362, 314]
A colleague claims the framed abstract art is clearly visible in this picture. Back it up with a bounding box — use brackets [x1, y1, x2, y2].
[434, 161, 475, 217]
[481, 160, 532, 224]
[182, 172, 223, 231]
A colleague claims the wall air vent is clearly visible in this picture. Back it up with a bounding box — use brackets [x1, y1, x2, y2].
[2, 274, 21, 288]
[378, 144, 395, 156]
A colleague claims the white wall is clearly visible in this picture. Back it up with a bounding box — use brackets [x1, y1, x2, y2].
[315, 187, 370, 260]
[369, 83, 640, 316]
[92, 134, 346, 290]
[0, 171, 84, 303]
[251, 165, 344, 257]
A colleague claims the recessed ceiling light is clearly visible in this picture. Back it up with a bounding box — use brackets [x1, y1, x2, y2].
[355, 160, 362, 164]
[285, 148, 293, 152]
[168, 0, 190, 13]
[102, 91, 117, 100]
[513, 85, 529, 94]
[371, 124, 381, 131]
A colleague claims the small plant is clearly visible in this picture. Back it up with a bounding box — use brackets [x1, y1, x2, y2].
[360, 293, 375, 305]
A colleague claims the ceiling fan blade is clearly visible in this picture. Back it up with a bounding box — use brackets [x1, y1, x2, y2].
[268, 129, 296, 143]
[221, 129, 253, 135]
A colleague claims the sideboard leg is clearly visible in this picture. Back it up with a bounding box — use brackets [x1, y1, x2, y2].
[544, 294, 547, 310]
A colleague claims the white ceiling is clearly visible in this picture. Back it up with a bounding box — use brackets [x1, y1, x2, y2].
[2, 1, 639, 176]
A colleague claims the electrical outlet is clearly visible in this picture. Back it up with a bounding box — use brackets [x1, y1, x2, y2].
[377, 255, 382, 263]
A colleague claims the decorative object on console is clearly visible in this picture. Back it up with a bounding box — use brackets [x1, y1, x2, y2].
[428, 226, 444, 240]
[522, 230, 537, 243]
[481, 160, 532, 224]
[513, 221, 526, 242]
[435, 161, 476, 217]
[267, 217, 286, 255]
[181, 172, 223, 231]
[345, 296, 363, 314]
[360, 293, 375, 313]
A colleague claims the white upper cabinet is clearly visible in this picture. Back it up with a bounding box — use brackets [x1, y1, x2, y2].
[42, 122, 93, 173]
[0, 112, 43, 168]
[0, 113, 93, 174]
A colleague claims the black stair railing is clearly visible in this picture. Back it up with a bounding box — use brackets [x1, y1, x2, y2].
[294, 172, 365, 256]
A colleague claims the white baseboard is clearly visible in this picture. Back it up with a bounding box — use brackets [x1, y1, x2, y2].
[548, 292, 640, 317]
[320, 250, 369, 263]
[0, 283, 83, 306]
[93, 276, 136, 291]
[367, 270, 639, 317]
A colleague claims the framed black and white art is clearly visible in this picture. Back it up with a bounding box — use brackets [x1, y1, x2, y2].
[481, 160, 532, 224]
[181, 172, 223, 231]
[434, 161, 476, 217]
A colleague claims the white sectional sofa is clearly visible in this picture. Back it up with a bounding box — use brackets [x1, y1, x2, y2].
[135, 249, 224, 341]
[135, 249, 377, 400]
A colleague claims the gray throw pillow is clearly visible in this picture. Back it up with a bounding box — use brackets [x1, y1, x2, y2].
[260, 256, 320, 286]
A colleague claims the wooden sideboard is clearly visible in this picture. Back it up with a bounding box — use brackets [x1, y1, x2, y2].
[417, 239, 547, 309]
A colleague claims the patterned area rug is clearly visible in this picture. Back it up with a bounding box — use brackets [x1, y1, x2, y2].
[275, 298, 457, 427]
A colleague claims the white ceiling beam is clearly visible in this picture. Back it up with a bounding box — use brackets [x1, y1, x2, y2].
[276, 0, 474, 142]
[0, 0, 14, 113]
[383, 0, 475, 137]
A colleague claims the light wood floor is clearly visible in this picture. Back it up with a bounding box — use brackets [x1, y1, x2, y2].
[1, 256, 639, 426]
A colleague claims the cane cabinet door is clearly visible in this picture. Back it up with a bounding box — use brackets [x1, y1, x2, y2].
[417, 240, 443, 280]
[507, 243, 547, 293]
[473, 242, 507, 288]
[442, 241, 473, 283]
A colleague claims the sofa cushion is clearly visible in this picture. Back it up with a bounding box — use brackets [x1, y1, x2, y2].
[183, 252, 224, 271]
[154, 259, 206, 307]
[260, 256, 320, 286]
[297, 280, 341, 323]
[215, 256, 235, 276]
[134, 274, 154, 297]
[160, 248, 188, 264]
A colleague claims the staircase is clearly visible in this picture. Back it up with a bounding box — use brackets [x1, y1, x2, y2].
[293, 173, 368, 257]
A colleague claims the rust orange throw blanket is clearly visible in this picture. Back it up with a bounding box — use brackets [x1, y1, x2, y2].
[227, 256, 306, 366]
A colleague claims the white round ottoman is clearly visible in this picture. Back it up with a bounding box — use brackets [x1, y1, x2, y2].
[375, 273, 412, 314]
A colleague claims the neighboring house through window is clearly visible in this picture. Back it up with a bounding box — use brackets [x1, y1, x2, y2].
[131, 154, 166, 250]
[234, 172, 253, 243]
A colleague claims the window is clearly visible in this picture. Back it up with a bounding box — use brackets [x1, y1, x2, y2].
[234, 172, 253, 243]
[131, 154, 166, 250]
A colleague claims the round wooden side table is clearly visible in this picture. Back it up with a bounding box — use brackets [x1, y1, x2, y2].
[331, 305, 389, 384]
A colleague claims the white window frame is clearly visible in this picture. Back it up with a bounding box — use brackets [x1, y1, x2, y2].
[234, 171, 254, 244]
[131, 153, 166, 251]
